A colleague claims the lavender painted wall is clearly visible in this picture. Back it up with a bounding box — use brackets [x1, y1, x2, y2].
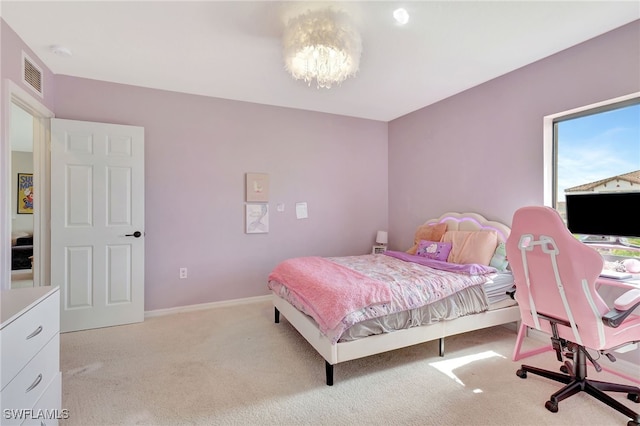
[53, 77, 388, 310]
[1, 20, 55, 288]
[0, 20, 55, 110]
[388, 20, 640, 251]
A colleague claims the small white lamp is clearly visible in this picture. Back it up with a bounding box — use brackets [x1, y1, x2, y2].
[376, 231, 388, 245]
[373, 231, 388, 254]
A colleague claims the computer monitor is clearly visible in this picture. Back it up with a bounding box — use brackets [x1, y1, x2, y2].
[565, 192, 640, 238]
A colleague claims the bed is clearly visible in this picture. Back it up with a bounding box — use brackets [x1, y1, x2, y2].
[268, 212, 522, 385]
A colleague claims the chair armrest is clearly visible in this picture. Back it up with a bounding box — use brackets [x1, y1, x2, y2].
[602, 288, 640, 328]
[614, 288, 640, 311]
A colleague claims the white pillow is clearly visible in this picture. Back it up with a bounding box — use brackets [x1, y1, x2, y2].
[11, 231, 31, 246]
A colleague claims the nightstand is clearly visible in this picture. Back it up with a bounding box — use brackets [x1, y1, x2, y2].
[372, 245, 387, 254]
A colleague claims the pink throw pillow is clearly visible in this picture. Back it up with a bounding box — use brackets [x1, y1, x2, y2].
[416, 240, 452, 262]
[442, 230, 498, 265]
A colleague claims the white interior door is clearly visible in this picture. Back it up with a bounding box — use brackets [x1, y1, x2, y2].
[50, 118, 144, 332]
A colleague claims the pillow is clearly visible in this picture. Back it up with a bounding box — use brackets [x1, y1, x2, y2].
[442, 230, 498, 266]
[489, 241, 509, 272]
[406, 222, 447, 255]
[10, 231, 31, 246]
[416, 240, 452, 261]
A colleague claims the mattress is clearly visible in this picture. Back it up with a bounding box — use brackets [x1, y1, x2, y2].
[484, 271, 516, 305]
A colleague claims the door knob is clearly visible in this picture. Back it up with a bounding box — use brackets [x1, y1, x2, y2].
[125, 231, 142, 238]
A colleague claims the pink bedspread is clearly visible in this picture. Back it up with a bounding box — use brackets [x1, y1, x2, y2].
[268, 256, 392, 333]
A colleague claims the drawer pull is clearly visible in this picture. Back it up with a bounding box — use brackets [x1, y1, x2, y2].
[26, 373, 43, 393]
[26, 325, 43, 340]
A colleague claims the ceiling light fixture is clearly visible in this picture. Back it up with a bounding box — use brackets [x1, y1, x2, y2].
[393, 8, 409, 25]
[50, 45, 72, 57]
[282, 8, 362, 89]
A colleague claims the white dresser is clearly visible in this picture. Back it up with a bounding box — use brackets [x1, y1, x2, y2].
[1, 286, 62, 426]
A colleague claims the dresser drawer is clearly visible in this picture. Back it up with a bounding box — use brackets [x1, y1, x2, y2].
[20, 372, 62, 426]
[1, 334, 60, 424]
[1, 292, 59, 391]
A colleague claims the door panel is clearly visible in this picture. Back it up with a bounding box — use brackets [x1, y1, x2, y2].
[67, 165, 92, 226]
[51, 118, 144, 332]
[107, 244, 131, 303]
[107, 167, 132, 225]
[67, 246, 92, 308]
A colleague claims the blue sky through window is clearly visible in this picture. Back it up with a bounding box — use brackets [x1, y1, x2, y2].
[556, 103, 640, 202]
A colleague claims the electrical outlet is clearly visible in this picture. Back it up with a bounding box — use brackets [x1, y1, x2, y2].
[179, 267, 187, 279]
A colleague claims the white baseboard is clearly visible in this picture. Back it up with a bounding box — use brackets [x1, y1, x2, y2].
[144, 294, 271, 318]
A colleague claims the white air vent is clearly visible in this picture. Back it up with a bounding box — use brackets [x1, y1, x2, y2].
[22, 52, 43, 97]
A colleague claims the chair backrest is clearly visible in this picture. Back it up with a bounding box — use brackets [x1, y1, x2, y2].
[506, 206, 609, 350]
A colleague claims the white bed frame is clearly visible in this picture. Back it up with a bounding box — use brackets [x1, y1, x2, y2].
[272, 212, 522, 385]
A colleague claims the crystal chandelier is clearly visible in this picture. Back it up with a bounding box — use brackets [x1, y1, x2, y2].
[282, 8, 362, 89]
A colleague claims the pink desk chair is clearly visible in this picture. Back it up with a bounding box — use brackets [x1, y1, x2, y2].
[506, 206, 640, 425]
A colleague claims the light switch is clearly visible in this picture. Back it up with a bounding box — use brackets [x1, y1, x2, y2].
[296, 202, 308, 219]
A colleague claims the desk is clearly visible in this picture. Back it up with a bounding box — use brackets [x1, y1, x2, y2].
[597, 275, 640, 290]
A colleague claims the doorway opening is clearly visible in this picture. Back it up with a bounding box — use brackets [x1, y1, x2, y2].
[10, 102, 35, 288]
[2, 80, 53, 291]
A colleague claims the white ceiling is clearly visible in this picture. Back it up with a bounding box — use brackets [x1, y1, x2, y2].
[1, 1, 639, 123]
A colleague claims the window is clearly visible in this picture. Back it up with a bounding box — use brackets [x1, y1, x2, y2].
[544, 93, 640, 264]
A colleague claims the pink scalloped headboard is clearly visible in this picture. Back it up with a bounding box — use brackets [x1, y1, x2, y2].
[423, 212, 511, 244]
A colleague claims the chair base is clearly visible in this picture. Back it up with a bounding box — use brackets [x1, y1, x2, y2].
[517, 358, 640, 424]
[513, 323, 640, 386]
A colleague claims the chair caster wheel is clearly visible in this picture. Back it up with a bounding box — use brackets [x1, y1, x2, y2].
[628, 393, 640, 403]
[626, 420, 639, 426]
[560, 365, 568, 374]
[545, 400, 558, 413]
[516, 369, 527, 379]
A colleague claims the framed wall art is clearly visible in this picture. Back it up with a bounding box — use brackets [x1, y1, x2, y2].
[246, 173, 269, 202]
[246, 203, 269, 234]
[17, 173, 34, 214]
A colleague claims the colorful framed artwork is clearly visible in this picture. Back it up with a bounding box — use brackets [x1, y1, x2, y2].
[246, 173, 269, 202]
[246, 203, 269, 234]
[17, 173, 34, 214]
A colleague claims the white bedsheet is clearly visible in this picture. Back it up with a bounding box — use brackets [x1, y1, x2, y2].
[484, 271, 515, 305]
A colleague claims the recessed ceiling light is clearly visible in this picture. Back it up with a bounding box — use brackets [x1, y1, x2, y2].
[50, 45, 72, 57]
[393, 8, 409, 25]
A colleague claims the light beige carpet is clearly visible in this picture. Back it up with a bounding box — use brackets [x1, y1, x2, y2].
[60, 299, 638, 425]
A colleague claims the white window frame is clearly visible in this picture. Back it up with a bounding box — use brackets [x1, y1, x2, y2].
[543, 92, 640, 208]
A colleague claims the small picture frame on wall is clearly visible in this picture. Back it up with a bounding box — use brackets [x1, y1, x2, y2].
[17, 173, 34, 214]
[246, 203, 269, 234]
[246, 173, 269, 202]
